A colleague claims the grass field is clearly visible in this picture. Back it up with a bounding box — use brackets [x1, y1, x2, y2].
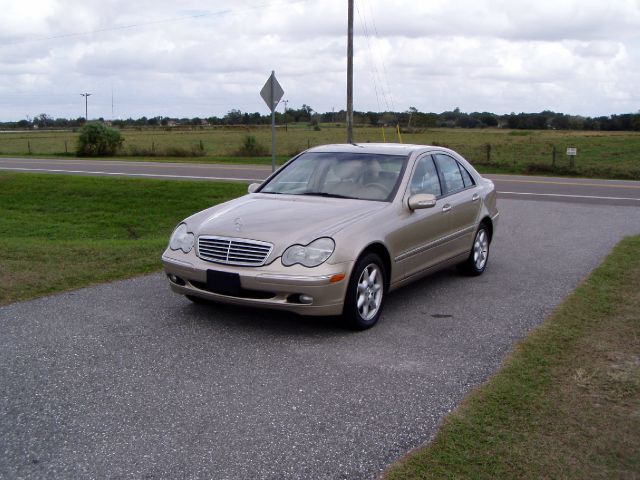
[2, 125, 640, 179]
[0, 172, 246, 305]
[384, 235, 640, 479]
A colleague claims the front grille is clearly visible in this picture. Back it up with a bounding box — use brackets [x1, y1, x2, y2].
[197, 236, 273, 267]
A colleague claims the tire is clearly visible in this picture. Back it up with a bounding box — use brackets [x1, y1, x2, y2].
[458, 223, 490, 276]
[185, 294, 212, 305]
[343, 253, 387, 330]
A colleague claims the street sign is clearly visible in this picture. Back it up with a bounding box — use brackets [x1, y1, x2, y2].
[260, 71, 284, 113]
[566, 147, 577, 169]
[261, 71, 285, 172]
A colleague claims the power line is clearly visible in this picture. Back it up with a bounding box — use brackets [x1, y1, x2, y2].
[365, 0, 396, 113]
[355, 0, 384, 112]
[356, 0, 396, 114]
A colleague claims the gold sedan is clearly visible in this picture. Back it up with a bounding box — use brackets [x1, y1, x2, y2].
[162, 143, 498, 329]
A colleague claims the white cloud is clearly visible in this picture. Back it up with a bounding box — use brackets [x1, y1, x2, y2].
[0, 0, 638, 121]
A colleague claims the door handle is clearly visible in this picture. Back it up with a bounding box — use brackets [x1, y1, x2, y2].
[472, 193, 480, 202]
[442, 204, 452, 213]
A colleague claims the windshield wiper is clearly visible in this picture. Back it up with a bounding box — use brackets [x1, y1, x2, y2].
[299, 192, 356, 199]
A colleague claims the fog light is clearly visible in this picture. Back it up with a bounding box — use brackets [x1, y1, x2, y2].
[299, 294, 313, 305]
[167, 274, 186, 286]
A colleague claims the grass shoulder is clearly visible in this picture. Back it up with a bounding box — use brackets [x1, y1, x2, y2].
[0, 173, 246, 305]
[383, 236, 640, 479]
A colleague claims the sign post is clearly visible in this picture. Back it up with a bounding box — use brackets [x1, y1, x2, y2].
[566, 146, 577, 169]
[260, 71, 284, 172]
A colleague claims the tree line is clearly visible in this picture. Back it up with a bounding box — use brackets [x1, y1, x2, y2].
[2, 106, 639, 131]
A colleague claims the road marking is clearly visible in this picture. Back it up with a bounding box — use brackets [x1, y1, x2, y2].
[0, 166, 262, 182]
[493, 178, 640, 190]
[498, 191, 640, 202]
[0, 158, 272, 171]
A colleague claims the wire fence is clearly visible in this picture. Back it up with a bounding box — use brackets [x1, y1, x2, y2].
[1, 128, 639, 180]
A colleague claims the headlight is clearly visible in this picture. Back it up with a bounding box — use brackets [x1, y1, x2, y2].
[169, 223, 195, 253]
[282, 237, 335, 267]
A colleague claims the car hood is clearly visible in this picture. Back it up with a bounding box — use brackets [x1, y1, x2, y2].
[187, 193, 387, 251]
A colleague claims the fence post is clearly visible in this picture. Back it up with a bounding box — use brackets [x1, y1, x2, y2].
[151, 141, 155, 154]
[552, 145, 556, 168]
[28, 141, 31, 154]
[65, 140, 68, 154]
[485, 143, 491, 163]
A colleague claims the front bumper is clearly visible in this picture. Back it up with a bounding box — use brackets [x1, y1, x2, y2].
[161, 250, 353, 316]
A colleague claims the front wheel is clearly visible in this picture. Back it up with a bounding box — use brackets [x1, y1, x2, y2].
[343, 253, 387, 330]
[459, 224, 490, 276]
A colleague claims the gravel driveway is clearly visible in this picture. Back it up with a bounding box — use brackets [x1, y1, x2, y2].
[1, 198, 639, 479]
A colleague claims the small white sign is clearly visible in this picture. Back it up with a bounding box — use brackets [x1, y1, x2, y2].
[566, 147, 577, 156]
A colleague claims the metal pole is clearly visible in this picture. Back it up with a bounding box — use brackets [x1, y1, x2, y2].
[283, 99, 288, 132]
[81, 93, 92, 121]
[271, 71, 276, 172]
[346, 0, 354, 143]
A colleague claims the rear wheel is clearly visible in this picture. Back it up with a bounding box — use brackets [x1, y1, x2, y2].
[459, 224, 490, 276]
[343, 253, 386, 330]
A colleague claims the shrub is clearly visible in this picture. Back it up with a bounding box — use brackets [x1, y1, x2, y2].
[233, 135, 268, 156]
[77, 123, 123, 156]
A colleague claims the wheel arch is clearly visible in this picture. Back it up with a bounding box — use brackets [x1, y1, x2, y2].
[480, 215, 494, 243]
[356, 242, 392, 289]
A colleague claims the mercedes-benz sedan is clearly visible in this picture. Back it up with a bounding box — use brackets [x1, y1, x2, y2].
[162, 143, 498, 329]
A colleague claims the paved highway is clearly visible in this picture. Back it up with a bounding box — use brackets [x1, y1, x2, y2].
[1, 156, 639, 206]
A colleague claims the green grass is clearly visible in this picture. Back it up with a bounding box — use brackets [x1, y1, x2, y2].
[0, 173, 247, 305]
[384, 236, 640, 479]
[2, 126, 640, 179]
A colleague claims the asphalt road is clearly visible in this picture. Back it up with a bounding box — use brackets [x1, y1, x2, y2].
[1, 156, 640, 206]
[2, 198, 640, 479]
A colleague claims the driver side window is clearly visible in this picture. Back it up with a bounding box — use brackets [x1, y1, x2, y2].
[410, 155, 442, 197]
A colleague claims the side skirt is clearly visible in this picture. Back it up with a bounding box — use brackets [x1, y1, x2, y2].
[389, 252, 468, 292]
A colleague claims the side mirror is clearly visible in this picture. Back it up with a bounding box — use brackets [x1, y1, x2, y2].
[408, 193, 436, 210]
[248, 183, 260, 194]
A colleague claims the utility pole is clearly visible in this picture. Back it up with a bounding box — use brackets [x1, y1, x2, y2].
[282, 99, 289, 131]
[346, 0, 354, 143]
[80, 93, 92, 121]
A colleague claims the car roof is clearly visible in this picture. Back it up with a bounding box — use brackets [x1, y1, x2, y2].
[306, 143, 437, 156]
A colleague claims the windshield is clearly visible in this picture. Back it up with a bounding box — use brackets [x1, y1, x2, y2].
[259, 151, 408, 201]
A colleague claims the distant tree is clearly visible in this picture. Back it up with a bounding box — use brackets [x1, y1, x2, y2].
[34, 113, 54, 128]
[224, 109, 243, 125]
[477, 112, 498, 127]
[551, 114, 570, 130]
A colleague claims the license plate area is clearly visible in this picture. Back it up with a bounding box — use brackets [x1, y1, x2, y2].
[206, 270, 241, 296]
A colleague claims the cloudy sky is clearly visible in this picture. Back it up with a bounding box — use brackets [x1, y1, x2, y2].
[1, 0, 639, 121]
